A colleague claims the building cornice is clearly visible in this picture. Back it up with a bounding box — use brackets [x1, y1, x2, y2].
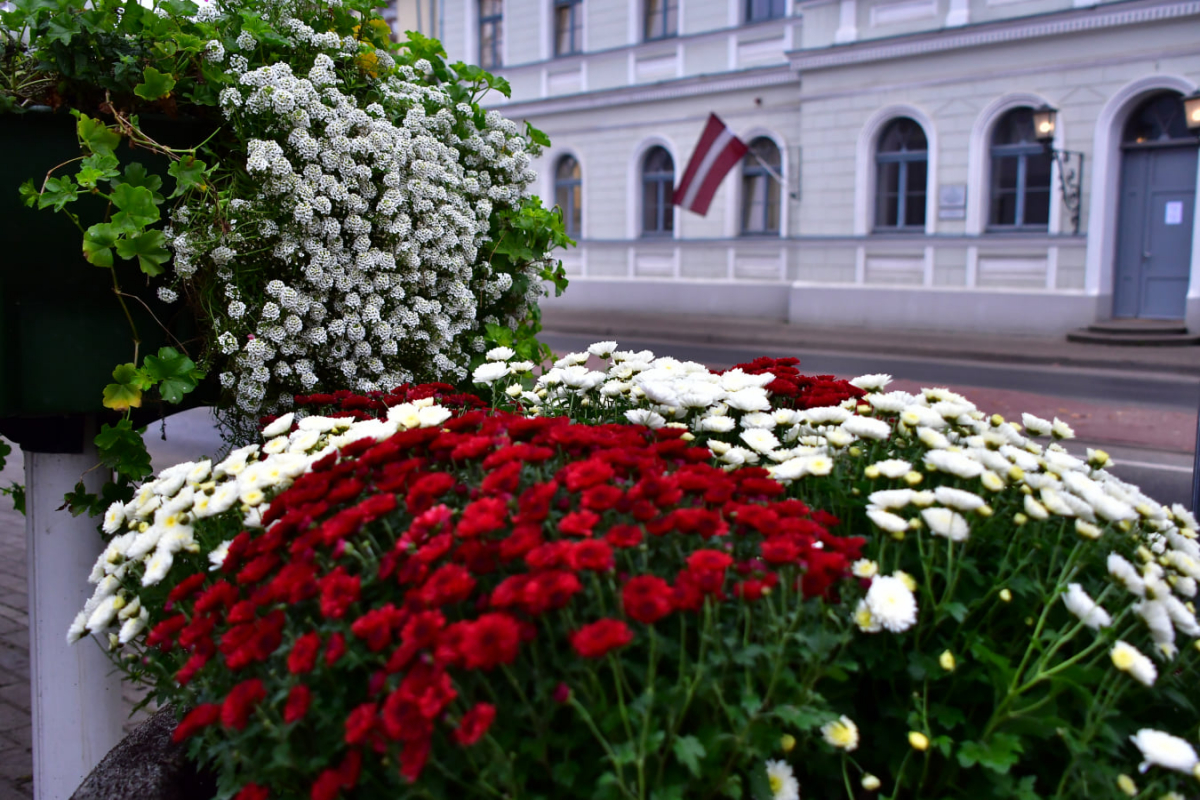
[786, 0, 1200, 70]
[491, 66, 799, 115]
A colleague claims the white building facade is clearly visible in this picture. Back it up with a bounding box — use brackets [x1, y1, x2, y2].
[397, 0, 1200, 335]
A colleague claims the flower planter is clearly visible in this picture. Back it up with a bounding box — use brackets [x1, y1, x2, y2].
[0, 108, 204, 422]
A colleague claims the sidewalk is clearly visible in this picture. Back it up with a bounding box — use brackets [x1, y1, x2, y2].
[540, 308, 1200, 377]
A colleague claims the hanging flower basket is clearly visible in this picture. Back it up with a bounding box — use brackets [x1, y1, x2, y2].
[0, 108, 207, 420]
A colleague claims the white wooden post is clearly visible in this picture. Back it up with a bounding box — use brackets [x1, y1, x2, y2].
[25, 429, 124, 800]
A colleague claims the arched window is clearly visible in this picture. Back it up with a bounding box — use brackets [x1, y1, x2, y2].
[1123, 91, 1191, 145]
[555, 155, 582, 236]
[989, 107, 1051, 229]
[554, 0, 583, 56]
[741, 137, 782, 234]
[641, 146, 674, 236]
[479, 0, 503, 69]
[874, 118, 927, 230]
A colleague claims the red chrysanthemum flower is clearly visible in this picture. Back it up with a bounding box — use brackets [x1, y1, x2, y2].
[452, 702, 497, 746]
[172, 703, 221, 743]
[459, 613, 522, 670]
[284, 685, 312, 724]
[570, 618, 634, 659]
[221, 678, 266, 731]
[622, 575, 674, 624]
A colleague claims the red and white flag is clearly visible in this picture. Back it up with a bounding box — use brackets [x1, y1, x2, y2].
[673, 114, 748, 216]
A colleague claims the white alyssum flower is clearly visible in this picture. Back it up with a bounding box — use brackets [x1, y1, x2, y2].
[864, 575, 918, 632]
[1062, 583, 1112, 629]
[1129, 729, 1199, 774]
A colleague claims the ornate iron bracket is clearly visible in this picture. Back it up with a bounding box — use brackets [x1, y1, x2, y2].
[1048, 147, 1085, 235]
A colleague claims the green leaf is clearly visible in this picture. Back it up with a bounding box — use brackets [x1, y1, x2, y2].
[95, 420, 153, 481]
[133, 66, 176, 100]
[1, 483, 26, 515]
[142, 347, 200, 404]
[109, 183, 160, 225]
[167, 155, 209, 198]
[671, 735, 705, 779]
[239, 12, 290, 47]
[76, 114, 121, 156]
[956, 734, 1024, 774]
[37, 176, 78, 211]
[525, 120, 551, 147]
[943, 601, 969, 622]
[76, 153, 121, 188]
[83, 223, 120, 267]
[115, 230, 170, 276]
[102, 363, 151, 411]
[113, 162, 164, 200]
[18, 179, 40, 208]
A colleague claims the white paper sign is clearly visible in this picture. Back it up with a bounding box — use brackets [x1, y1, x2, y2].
[1166, 201, 1183, 225]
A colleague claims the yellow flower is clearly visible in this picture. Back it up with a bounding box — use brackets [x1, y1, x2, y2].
[861, 774, 881, 791]
[356, 50, 381, 77]
[999, 588, 1013, 602]
[939, 650, 956, 672]
[908, 731, 929, 751]
[780, 734, 796, 753]
[1116, 774, 1137, 796]
[904, 471, 924, 486]
[896, 571, 918, 592]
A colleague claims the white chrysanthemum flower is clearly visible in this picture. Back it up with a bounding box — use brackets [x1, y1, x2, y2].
[871, 459, 912, 479]
[486, 346, 515, 361]
[916, 427, 951, 450]
[1051, 418, 1076, 439]
[738, 428, 780, 454]
[67, 610, 89, 644]
[85, 595, 120, 634]
[900, 406, 945, 430]
[739, 411, 776, 429]
[849, 373, 892, 391]
[765, 760, 800, 800]
[587, 341, 618, 358]
[1108, 553, 1146, 597]
[853, 598, 882, 632]
[921, 508, 970, 542]
[923, 450, 983, 479]
[842, 416, 891, 441]
[1062, 583, 1111, 629]
[262, 413, 295, 438]
[933, 487, 985, 511]
[1110, 640, 1157, 685]
[725, 388, 771, 412]
[417, 406, 453, 428]
[118, 610, 149, 644]
[867, 508, 910, 534]
[821, 715, 860, 751]
[473, 361, 510, 384]
[141, 548, 174, 587]
[208, 540, 233, 571]
[868, 489, 914, 510]
[1021, 413, 1053, 436]
[1130, 729, 1199, 774]
[625, 409, 666, 429]
[865, 575, 918, 632]
[852, 559, 879, 578]
[102, 501, 126, 535]
[696, 416, 736, 433]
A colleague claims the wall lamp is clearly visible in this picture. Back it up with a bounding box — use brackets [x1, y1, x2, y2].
[1032, 105, 1085, 235]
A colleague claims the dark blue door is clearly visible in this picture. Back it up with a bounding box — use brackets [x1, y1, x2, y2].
[1114, 146, 1197, 319]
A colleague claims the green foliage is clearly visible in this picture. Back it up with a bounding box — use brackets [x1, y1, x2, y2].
[0, 438, 23, 515]
[133, 66, 176, 100]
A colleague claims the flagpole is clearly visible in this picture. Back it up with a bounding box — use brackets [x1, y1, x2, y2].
[745, 150, 793, 198]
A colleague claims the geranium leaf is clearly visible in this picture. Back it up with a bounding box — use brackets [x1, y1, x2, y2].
[134, 66, 176, 101]
[37, 176, 78, 211]
[94, 420, 153, 481]
[114, 230, 170, 275]
[109, 183, 160, 225]
[82, 223, 120, 267]
[102, 382, 142, 411]
[76, 114, 121, 157]
[112, 162, 164, 201]
[167, 156, 209, 198]
[143, 347, 200, 404]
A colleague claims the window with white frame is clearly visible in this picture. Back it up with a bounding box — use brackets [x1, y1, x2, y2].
[874, 118, 927, 231]
[741, 137, 782, 234]
[641, 146, 674, 236]
[479, 0, 503, 69]
[746, 0, 785, 22]
[555, 155, 582, 236]
[644, 0, 678, 39]
[988, 107, 1051, 230]
[554, 0, 583, 56]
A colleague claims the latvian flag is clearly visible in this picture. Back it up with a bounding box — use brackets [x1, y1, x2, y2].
[673, 114, 749, 217]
